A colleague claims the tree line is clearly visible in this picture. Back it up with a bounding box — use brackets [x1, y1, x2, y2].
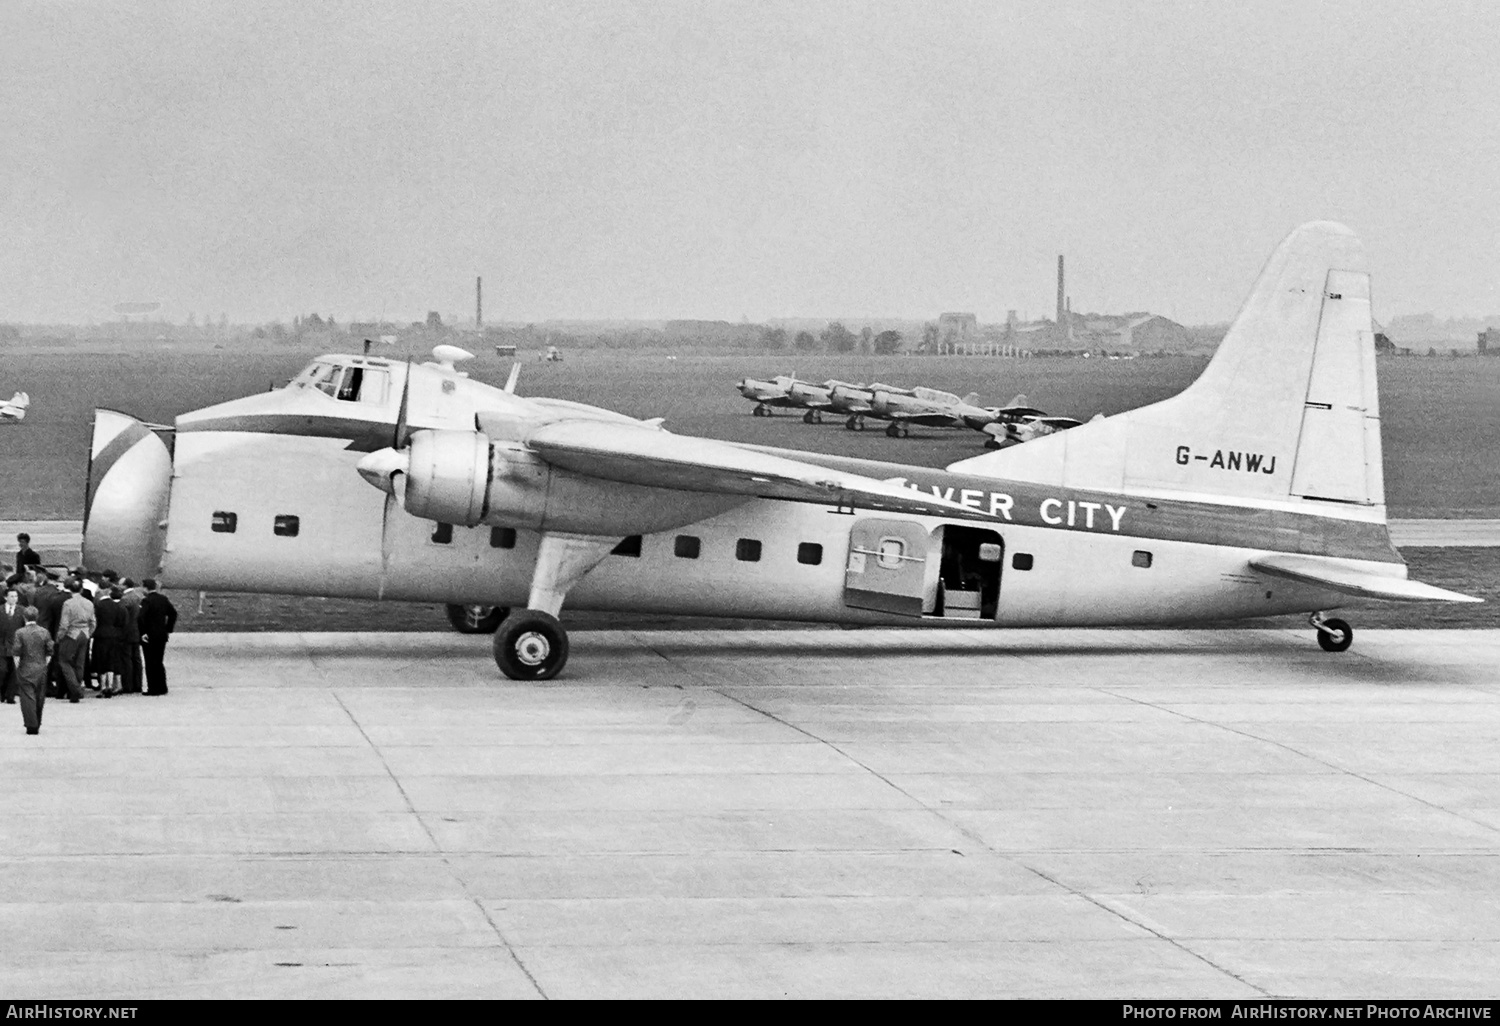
[761, 322, 905, 355]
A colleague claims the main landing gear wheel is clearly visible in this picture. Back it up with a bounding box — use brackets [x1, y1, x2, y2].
[1312, 614, 1353, 653]
[494, 610, 570, 680]
[753, 404, 768, 417]
[446, 604, 508, 634]
[802, 410, 823, 424]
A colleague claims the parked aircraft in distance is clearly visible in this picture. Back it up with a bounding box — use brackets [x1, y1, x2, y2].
[981, 413, 1091, 449]
[84, 222, 1479, 681]
[958, 394, 1045, 435]
[866, 385, 989, 437]
[0, 392, 30, 422]
[736, 374, 835, 422]
[826, 381, 914, 431]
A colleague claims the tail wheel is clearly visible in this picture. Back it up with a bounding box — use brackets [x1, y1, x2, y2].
[1315, 617, 1353, 652]
[494, 610, 570, 680]
[446, 604, 508, 634]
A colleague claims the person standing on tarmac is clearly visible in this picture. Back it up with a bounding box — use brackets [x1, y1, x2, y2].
[11, 607, 53, 734]
[0, 587, 22, 704]
[120, 579, 145, 695]
[138, 580, 177, 696]
[56, 579, 96, 702]
[14, 534, 41, 574]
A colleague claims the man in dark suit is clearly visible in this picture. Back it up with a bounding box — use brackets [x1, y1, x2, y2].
[0, 587, 24, 703]
[31, 572, 67, 698]
[138, 579, 177, 696]
[14, 534, 40, 574]
[119, 578, 145, 695]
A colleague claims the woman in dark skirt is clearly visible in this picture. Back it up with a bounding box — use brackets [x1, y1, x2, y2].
[91, 586, 129, 697]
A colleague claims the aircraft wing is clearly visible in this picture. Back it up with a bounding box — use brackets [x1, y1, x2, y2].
[527, 420, 1000, 521]
[1249, 554, 1481, 603]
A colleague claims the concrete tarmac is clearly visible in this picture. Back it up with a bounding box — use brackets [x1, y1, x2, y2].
[2, 628, 1498, 999]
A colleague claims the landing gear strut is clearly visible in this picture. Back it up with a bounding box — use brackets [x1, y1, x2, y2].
[1310, 612, 1353, 652]
[491, 532, 617, 681]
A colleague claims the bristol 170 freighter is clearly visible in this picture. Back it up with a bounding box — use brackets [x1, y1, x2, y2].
[84, 223, 1477, 679]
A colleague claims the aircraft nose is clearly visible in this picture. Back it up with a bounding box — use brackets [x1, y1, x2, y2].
[82, 410, 172, 580]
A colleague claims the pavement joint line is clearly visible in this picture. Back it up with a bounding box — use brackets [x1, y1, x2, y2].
[1094, 685, 1500, 842]
[631, 632, 1273, 997]
[328, 689, 549, 999]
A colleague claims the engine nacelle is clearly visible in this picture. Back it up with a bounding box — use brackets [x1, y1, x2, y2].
[401, 429, 741, 536]
[405, 429, 490, 525]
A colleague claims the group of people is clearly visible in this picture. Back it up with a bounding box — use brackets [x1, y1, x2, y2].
[6, 533, 178, 736]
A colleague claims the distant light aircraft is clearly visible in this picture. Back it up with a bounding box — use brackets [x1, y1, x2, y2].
[84, 222, 1479, 681]
[981, 413, 1091, 449]
[735, 374, 835, 422]
[0, 392, 30, 422]
[866, 385, 990, 437]
[825, 381, 915, 431]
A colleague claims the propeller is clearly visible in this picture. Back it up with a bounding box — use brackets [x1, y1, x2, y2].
[392, 359, 412, 449]
[371, 361, 414, 596]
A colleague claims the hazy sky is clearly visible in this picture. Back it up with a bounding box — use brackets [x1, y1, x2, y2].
[2, 0, 1497, 325]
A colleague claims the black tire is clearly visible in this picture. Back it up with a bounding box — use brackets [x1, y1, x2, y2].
[984, 437, 1000, 449]
[1316, 617, 1353, 652]
[493, 610, 570, 680]
[844, 417, 856, 431]
[445, 603, 508, 634]
[802, 410, 815, 424]
[885, 423, 900, 438]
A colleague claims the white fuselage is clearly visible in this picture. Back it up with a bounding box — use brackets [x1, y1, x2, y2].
[160, 424, 1382, 626]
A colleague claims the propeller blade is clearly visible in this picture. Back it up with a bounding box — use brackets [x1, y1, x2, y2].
[393, 360, 412, 449]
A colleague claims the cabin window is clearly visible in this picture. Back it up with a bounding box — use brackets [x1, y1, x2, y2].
[1132, 550, 1153, 568]
[273, 515, 300, 538]
[489, 526, 516, 549]
[1012, 552, 1033, 571]
[612, 535, 642, 557]
[431, 523, 454, 545]
[798, 542, 823, 565]
[674, 535, 701, 559]
[210, 511, 237, 534]
[736, 538, 762, 562]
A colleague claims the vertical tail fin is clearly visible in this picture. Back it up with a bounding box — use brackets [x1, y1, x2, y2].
[949, 221, 1384, 511]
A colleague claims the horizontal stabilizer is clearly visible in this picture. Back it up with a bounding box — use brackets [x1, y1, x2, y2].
[1250, 554, 1482, 603]
[527, 420, 1001, 522]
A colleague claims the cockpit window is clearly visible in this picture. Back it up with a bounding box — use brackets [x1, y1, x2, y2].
[294, 361, 390, 403]
[310, 364, 341, 396]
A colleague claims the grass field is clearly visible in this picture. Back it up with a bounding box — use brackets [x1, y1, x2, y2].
[5, 344, 1498, 519]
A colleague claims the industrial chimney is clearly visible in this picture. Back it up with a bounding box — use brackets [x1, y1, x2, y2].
[1056, 256, 1067, 342]
[476, 276, 483, 328]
